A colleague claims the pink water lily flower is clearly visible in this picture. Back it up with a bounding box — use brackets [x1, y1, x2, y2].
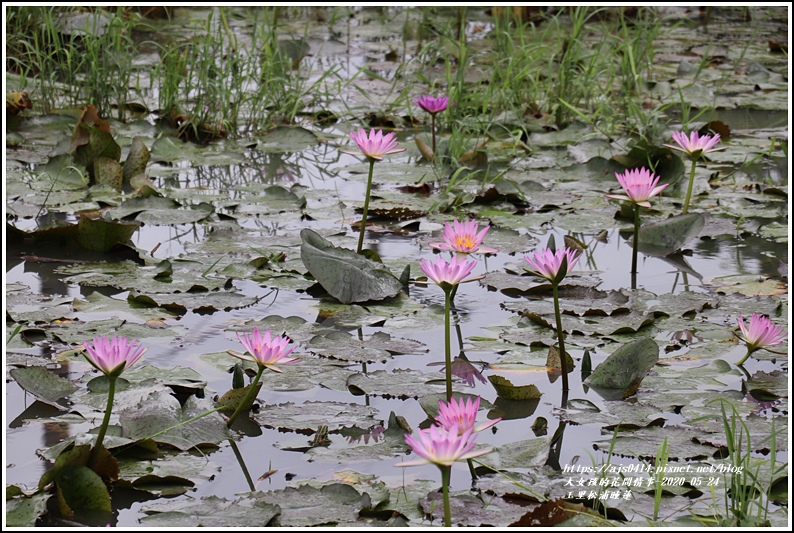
[340, 128, 406, 161]
[83, 335, 146, 378]
[419, 255, 478, 287]
[228, 328, 298, 373]
[606, 167, 670, 208]
[524, 247, 580, 284]
[395, 424, 492, 467]
[664, 130, 724, 159]
[415, 95, 450, 115]
[429, 219, 498, 254]
[737, 313, 786, 354]
[436, 396, 500, 434]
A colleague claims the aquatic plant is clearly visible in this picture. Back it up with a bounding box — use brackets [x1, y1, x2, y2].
[82, 335, 146, 458]
[606, 166, 669, 277]
[396, 424, 491, 527]
[415, 94, 450, 155]
[341, 128, 405, 253]
[735, 313, 786, 366]
[524, 247, 581, 392]
[226, 328, 298, 426]
[429, 218, 497, 254]
[664, 130, 724, 214]
[419, 255, 479, 400]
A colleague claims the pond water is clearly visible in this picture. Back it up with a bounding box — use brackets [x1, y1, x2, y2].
[5, 5, 789, 528]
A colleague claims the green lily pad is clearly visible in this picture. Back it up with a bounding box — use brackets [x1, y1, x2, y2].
[93, 156, 123, 191]
[264, 483, 371, 527]
[73, 123, 121, 178]
[76, 212, 140, 252]
[493, 437, 551, 469]
[585, 338, 659, 399]
[254, 401, 380, 433]
[307, 330, 426, 363]
[72, 291, 179, 322]
[346, 368, 457, 399]
[300, 229, 402, 304]
[123, 137, 150, 182]
[256, 125, 318, 153]
[634, 213, 706, 256]
[9, 366, 79, 409]
[488, 374, 542, 401]
[303, 412, 410, 462]
[593, 426, 718, 462]
[5, 489, 50, 527]
[54, 464, 113, 515]
[417, 489, 529, 527]
[119, 393, 231, 451]
[123, 364, 207, 392]
[141, 493, 280, 527]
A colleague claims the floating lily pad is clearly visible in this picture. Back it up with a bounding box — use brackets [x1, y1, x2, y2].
[256, 126, 319, 153]
[307, 330, 426, 363]
[254, 401, 380, 434]
[119, 393, 231, 451]
[418, 489, 529, 527]
[5, 489, 50, 527]
[493, 437, 550, 469]
[346, 368, 457, 399]
[300, 229, 403, 304]
[593, 426, 718, 462]
[141, 493, 280, 527]
[265, 483, 371, 527]
[303, 412, 410, 463]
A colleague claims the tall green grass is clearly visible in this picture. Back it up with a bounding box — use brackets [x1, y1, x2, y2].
[7, 7, 139, 119]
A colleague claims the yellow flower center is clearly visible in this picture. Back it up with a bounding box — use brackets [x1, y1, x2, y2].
[454, 236, 475, 251]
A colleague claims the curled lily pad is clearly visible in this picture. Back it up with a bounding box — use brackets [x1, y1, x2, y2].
[634, 213, 705, 256]
[10, 366, 79, 409]
[123, 137, 150, 182]
[585, 338, 659, 400]
[300, 229, 402, 304]
[488, 375, 542, 401]
[76, 212, 140, 252]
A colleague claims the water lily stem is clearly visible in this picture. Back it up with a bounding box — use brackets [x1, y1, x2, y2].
[467, 457, 477, 481]
[229, 438, 255, 491]
[444, 287, 453, 402]
[631, 202, 641, 275]
[431, 113, 437, 157]
[682, 158, 697, 214]
[227, 365, 265, 428]
[736, 347, 754, 366]
[440, 465, 452, 527]
[91, 375, 117, 462]
[357, 159, 376, 254]
[552, 283, 569, 392]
